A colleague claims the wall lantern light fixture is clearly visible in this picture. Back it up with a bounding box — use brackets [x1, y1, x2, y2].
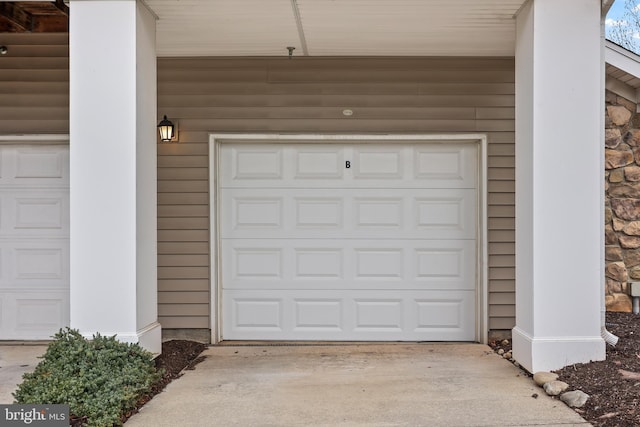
[157, 115, 175, 142]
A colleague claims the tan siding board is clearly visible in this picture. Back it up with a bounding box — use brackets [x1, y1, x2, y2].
[5, 44, 68, 57]
[418, 82, 514, 95]
[158, 205, 209, 217]
[487, 143, 515, 156]
[488, 168, 515, 180]
[0, 82, 69, 94]
[158, 230, 209, 242]
[489, 293, 516, 305]
[0, 94, 69, 107]
[0, 33, 68, 45]
[489, 305, 516, 318]
[487, 180, 515, 193]
[158, 143, 209, 156]
[266, 69, 515, 83]
[475, 120, 514, 132]
[158, 242, 209, 255]
[489, 280, 515, 293]
[158, 156, 208, 168]
[489, 255, 516, 268]
[159, 304, 209, 316]
[158, 217, 209, 230]
[475, 107, 515, 119]
[159, 57, 514, 70]
[0, 121, 68, 134]
[489, 268, 516, 280]
[488, 218, 515, 230]
[158, 255, 210, 267]
[175, 118, 480, 133]
[488, 156, 515, 168]
[0, 107, 68, 120]
[488, 193, 515, 205]
[489, 317, 516, 330]
[158, 292, 209, 304]
[160, 81, 421, 96]
[489, 243, 515, 255]
[488, 206, 515, 218]
[486, 132, 515, 144]
[172, 132, 210, 143]
[157, 181, 208, 193]
[158, 167, 209, 180]
[158, 266, 209, 280]
[489, 230, 515, 243]
[159, 68, 514, 84]
[161, 57, 514, 68]
[157, 57, 515, 333]
[163, 106, 477, 120]
[158, 279, 210, 292]
[0, 33, 69, 134]
[159, 316, 209, 329]
[158, 193, 208, 205]
[159, 94, 515, 108]
[0, 57, 69, 69]
[0, 70, 68, 82]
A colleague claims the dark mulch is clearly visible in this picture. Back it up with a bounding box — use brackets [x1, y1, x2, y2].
[556, 312, 640, 427]
[492, 312, 640, 427]
[121, 340, 206, 424]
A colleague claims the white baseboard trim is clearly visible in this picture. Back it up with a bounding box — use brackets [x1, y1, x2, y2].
[80, 321, 162, 355]
[512, 326, 605, 373]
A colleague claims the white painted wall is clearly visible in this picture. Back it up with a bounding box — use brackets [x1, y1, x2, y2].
[513, 0, 605, 372]
[69, 0, 160, 353]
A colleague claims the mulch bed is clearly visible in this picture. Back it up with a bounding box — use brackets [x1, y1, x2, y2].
[492, 312, 640, 427]
[121, 340, 207, 424]
[556, 312, 640, 427]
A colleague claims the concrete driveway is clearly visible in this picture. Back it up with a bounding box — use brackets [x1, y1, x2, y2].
[0, 344, 48, 404]
[128, 343, 590, 427]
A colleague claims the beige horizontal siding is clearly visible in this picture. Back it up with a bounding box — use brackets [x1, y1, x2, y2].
[157, 56, 515, 335]
[0, 33, 69, 135]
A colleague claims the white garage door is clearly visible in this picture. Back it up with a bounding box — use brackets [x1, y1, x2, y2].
[0, 145, 69, 340]
[220, 142, 477, 341]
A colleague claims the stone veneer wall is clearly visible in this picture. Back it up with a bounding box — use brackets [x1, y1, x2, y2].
[605, 90, 640, 312]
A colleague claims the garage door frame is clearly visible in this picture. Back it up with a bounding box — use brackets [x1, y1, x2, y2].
[208, 133, 488, 344]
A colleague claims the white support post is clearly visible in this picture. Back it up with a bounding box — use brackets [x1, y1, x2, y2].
[513, 0, 605, 372]
[69, 0, 160, 354]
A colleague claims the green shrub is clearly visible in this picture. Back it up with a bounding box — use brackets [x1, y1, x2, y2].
[13, 328, 162, 427]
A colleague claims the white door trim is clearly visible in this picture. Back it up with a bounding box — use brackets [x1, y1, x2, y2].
[209, 133, 488, 344]
[0, 134, 70, 145]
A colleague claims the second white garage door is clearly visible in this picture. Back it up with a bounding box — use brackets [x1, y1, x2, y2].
[219, 141, 478, 341]
[0, 145, 69, 340]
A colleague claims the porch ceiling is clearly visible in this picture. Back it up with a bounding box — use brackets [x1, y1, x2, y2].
[145, 0, 527, 57]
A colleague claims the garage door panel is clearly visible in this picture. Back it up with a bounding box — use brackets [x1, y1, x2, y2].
[0, 290, 69, 340]
[221, 188, 476, 239]
[221, 143, 476, 189]
[352, 147, 403, 179]
[0, 240, 68, 289]
[220, 140, 478, 342]
[0, 146, 68, 186]
[232, 147, 283, 180]
[0, 145, 69, 340]
[222, 239, 475, 291]
[223, 290, 475, 341]
[294, 147, 344, 179]
[0, 190, 69, 236]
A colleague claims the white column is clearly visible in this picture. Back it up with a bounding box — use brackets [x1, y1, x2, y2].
[513, 0, 605, 372]
[69, 0, 160, 354]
